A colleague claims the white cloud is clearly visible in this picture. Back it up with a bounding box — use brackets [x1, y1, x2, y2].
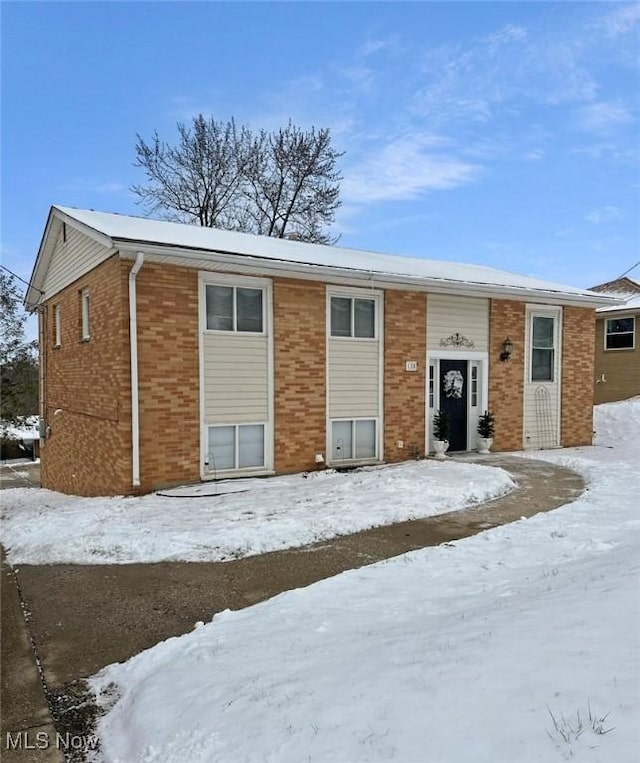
[343, 133, 479, 203]
[601, 3, 640, 36]
[579, 101, 634, 133]
[585, 206, 625, 224]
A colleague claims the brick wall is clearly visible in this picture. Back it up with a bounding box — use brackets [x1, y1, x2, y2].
[488, 299, 526, 451]
[40, 256, 131, 496]
[561, 306, 595, 446]
[384, 290, 427, 460]
[135, 263, 200, 491]
[273, 278, 326, 472]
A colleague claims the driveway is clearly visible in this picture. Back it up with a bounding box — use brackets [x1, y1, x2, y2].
[0, 462, 40, 490]
[2, 455, 583, 760]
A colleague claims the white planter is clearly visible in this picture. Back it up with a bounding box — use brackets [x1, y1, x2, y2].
[433, 439, 449, 460]
[477, 437, 493, 455]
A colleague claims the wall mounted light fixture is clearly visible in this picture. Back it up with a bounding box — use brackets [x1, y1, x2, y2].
[500, 337, 513, 362]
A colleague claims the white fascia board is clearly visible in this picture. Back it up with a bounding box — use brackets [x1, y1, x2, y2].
[116, 240, 619, 308]
[24, 207, 115, 310]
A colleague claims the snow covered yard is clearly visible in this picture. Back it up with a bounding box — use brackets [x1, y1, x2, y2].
[89, 399, 640, 763]
[0, 459, 514, 564]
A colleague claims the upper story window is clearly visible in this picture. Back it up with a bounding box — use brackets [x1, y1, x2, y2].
[605, 317, 635, 350]
[53, 305, 61, 347]
[205, 285, 263, 333]
[80, 289, 91, 341]
[531, 315, 555, 382]
[330, 296, 376, 338]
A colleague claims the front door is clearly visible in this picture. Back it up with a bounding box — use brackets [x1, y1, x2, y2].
[439, 360, 468, 451]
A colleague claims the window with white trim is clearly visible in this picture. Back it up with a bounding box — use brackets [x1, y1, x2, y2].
[605, 317, 635, 350]
[53, 305, 61, 347]
[471, 364, 478, 407]
[206, 424, 265, 471]
[80, 289, 91, 341]
[331, 419, 377, 461]
[205, 285, 264, 333]
[330, 296, 376, 338]
[531, 315, 555, 382]
[428, 363, 435, 409]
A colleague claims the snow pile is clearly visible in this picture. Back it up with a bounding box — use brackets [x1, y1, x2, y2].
[0, 459, 514, 564]
[91, 399, 640, 763]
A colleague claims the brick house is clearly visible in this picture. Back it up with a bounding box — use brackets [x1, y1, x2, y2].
[26, 206, 616, 496]
[590, 277, 640, 404]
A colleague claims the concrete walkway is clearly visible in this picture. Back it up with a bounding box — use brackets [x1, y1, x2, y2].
[2, 455, 584, 756]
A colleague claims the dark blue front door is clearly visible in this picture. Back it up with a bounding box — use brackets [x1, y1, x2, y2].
[440, 360, 468, 451]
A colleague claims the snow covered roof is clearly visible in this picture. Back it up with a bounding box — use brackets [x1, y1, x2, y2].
[597, 293, 640, 314]
[1, 416, 39, 441]
[27, 205, 621, 308]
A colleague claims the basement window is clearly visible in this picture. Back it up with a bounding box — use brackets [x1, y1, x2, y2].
[206, 424, 265, 471]
[605, 317, 635, 350]
[205, 285, 263, 333]
[331, 419, 377, 462]
[80, 289, 91, 341]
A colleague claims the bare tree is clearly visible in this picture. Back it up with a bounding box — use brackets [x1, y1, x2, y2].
[132, 115, 343, 244]
[242, 121, 343, 244]
[132, 116, 251, 228]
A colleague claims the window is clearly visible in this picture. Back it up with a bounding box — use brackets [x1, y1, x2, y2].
[531, 315, 555, 382]
[330, 296, 375, 338]
[80, 289, 91, 341]
[53, 305, 61, 347]
[605, 317, 635, 350]
[331, 419, 377, 461]
[205, 285, 263, 333]
[428, 364, 435, 409]
[471, 365, 478, 407]
[207, 424, 265, 471]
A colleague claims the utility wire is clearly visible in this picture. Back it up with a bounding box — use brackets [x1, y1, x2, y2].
[617, 260, 640, 279]
[0, 264, 44, 296]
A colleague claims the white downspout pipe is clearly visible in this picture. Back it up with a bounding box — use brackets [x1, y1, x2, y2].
[129, 253, 144, 487]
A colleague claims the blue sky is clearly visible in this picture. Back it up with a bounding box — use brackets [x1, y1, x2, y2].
[2, 1, 639, 300]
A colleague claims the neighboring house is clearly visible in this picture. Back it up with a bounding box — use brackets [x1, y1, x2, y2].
[590, 277, 640, 404]
[25, 206, 617, 497]
[0, 417, 40, 461]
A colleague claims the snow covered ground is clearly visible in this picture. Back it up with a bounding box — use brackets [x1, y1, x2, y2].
[0, 459, 513, 564]
[91, 399, 640, 763]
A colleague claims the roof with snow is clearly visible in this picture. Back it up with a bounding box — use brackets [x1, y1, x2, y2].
[27, 205, 621, 308]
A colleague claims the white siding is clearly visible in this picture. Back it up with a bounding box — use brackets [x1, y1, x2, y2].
[202, 333, 269, 424]
[427, 294, 489, 351]
[523, 306, 562, 449]
[328, 339, 380, 418]
[44, 226, 112, 299]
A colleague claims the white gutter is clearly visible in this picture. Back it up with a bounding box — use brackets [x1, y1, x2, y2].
[116, 242, 621, 309]
[128, 253, 144, 487]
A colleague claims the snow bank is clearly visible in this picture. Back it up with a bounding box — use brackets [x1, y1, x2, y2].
[0, 459, 514, 565]
[91, 399, 640, 763]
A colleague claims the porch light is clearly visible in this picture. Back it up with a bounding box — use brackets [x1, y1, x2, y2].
[500, 337, 514, 362]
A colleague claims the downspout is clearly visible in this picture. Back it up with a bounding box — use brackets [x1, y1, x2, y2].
[129, 253, 144, 488]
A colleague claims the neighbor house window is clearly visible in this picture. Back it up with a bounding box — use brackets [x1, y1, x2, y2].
[80, 289, 91, 341]
[605, 317, 635, 350]
[331, 419, 377, 461]
[330, 296, 376, 338]
[53, 305, 61, 347]
[205, 285, 263, 333]
[531, 315, 555, 382]
[207, 424, 265, 471]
